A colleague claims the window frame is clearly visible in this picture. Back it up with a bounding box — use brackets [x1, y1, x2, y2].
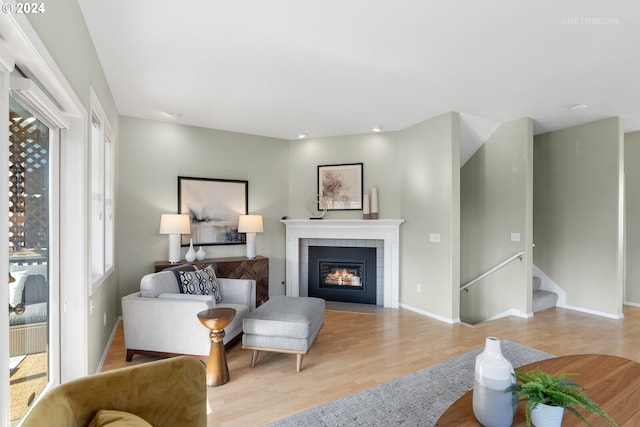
[89, 87, 115, 294]
[4, 73, 66, 425]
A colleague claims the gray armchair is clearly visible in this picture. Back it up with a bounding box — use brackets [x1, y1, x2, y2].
[121, 265, 256, 361]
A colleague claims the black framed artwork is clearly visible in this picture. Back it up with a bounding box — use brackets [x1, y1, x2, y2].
[178, 176, 248, 246]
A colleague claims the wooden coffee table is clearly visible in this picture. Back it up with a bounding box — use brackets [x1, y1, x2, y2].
[197, 307, 236, 387]
[435, 354, 640, 426]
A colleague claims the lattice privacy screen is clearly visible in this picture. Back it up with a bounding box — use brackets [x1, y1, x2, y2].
[9, 109, 49, 253]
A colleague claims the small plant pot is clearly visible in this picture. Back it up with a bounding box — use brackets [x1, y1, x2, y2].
[531, 403, 564, 427]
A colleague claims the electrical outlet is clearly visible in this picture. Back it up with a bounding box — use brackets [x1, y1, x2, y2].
[417, 283, 422, 292]
[429, 233, 441, 243]
[511, 233, 521, 242]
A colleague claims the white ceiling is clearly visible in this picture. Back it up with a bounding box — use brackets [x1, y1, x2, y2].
[78, 0, 640, 156]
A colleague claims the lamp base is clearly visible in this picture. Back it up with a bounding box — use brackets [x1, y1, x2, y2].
[246, 232, 256, 259]
[168, 234, 182, 263]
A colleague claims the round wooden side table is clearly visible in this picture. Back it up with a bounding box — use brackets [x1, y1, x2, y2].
[197, 307, 236, 387]
[435, 354, 640, 426]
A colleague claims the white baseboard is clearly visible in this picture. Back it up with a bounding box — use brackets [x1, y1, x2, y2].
[625, 301, 640, 308]
[399, 303, 460, 324]
[564, 305, 624, 320]
[96, 316, 122, 373]
[485, 308, 532, 322]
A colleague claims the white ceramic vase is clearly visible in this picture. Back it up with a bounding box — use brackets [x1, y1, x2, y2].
[531, 403, 564, 427]
[196, 246, 206, 261]
[185, 239, 196, 262]
[472, 337, 516, 427]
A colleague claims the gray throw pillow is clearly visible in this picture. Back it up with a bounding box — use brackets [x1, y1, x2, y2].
[163, 263, 196, 290]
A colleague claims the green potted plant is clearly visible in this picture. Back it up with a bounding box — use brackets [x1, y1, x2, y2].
[508, 368, 618, 427]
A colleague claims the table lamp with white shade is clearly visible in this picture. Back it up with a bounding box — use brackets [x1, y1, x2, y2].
[159, 214, 191, 263]
[238, 215, 263, 259]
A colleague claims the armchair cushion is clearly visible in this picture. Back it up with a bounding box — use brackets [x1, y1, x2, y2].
[9, 270, 28, 306]
[157, 293, 215, 304]
[88, 410, 152, 427]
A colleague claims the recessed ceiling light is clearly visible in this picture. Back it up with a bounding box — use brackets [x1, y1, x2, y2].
[372, 125, 384, 133]
[569, 104, 588, 111]
[298, 133, 307, 139]
[166, 112, 182, 119]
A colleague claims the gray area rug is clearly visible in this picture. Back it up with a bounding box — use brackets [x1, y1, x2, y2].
[266, 340, 554, 427]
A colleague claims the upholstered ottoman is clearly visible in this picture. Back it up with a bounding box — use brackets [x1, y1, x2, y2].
[242, 295, 325, 372]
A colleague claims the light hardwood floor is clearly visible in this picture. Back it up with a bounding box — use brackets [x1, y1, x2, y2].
[102, 305, 640, 427]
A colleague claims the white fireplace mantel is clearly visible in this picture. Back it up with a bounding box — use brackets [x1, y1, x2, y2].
[280, 219, 404, 308]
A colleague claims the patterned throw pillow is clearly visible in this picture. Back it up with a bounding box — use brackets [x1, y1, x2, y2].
[178, 266, 222, 303]
[199, 265, 222, 303]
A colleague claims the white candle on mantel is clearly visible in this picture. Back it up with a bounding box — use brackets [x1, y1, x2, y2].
[363, 194, 370, 214]
[371, 187, 379, 213]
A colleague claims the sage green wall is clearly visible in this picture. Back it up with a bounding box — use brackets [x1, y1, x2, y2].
[117, 117, 289, 300]
[287, 133, 401, 219]
[287, 114, 460, 320]
[27, 2, 120, 373]
[397, 113, 460, 320]
[534, 118, 624, 316]
[460, 118, 533, 324]
[625, 131, 640, 304]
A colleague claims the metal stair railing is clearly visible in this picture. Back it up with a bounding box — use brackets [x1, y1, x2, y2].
[460, 251, 525, 292]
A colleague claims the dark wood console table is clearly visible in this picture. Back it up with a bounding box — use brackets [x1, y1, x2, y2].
[435, 354, 640, 426]
[154, 256, 269, 307]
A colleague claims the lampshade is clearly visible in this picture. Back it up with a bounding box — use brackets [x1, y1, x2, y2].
[238, 215, 263, 259]
[159, 214, 191, 235]
[159, 214, 191, 264]
[238, 215, 263, 233]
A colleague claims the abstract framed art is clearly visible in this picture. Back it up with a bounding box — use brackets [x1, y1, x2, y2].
[178, 176, 248, 246]
[317, 163, 363, 210]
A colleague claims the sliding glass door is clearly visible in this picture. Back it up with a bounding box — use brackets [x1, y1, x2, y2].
[8, 97, 56, 424]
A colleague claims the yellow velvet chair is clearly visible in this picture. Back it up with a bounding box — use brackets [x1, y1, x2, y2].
[20, 356, 207, 427]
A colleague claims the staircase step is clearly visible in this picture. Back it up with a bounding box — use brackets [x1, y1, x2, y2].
[533, 290, 558, 312]
[532, 275, 558, 312]
[532, 275, 542, 290]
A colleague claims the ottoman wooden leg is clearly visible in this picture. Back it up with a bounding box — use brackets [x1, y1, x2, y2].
[296, 354, 303, 373]
[251, 350, 260, 368]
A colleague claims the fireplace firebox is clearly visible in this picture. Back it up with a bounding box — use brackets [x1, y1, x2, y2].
[308, 246, 376, 304]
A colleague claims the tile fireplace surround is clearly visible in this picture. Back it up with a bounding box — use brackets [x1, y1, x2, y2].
[280, 219, 404, 308]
